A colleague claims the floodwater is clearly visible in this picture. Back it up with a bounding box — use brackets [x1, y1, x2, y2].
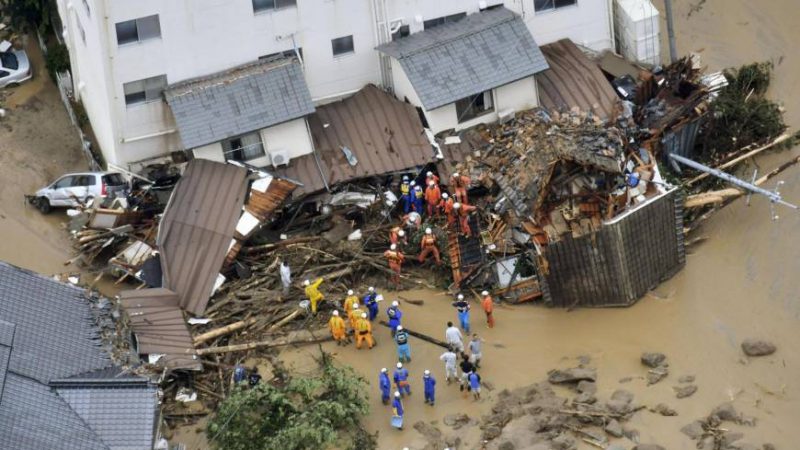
[0, 1, 798, 449]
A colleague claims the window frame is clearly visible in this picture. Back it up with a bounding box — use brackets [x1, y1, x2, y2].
[259, 47, 303, 61]
[115, 15, 161, 46]
[534, 0, 578, 14]
[123, 74, 168, 107]
[331, 35, 355, 58]
[455, 90, 495, 124]
[423, 12, 466, 30]
[252, 0, 298, 14]
[222, 131, 266, 163]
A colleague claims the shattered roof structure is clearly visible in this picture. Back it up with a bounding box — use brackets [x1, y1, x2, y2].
[275, 84, 432, 196]
[157, 159, 249, 315]
[536, 39, 620, 121]
[0, 262, 157, 450]
[165, 58, 315, 149]
[376, 8, 549, 110]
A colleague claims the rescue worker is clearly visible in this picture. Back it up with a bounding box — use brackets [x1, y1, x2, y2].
[400, 176, 412, 213]
[384, 244, 405, 288]
[343, 289, 358, 315]
[441, 192, 455, 226]
[445, 321, 464, 353]
[328, 310, 347, 345]
[469, 333, 483, 368]
[379, 368, 392, 405]
[387, 301, 403, 337]
[424, 181, 442, 217]
[449, 171, 471, 204]
[439, 347, 458, 384]
[452, 293, 471, 333]
[348, 302, 364, 331]
[418, 228, 441, 265]
[403, 211, 422, 230]
[279, 261, 291, 296]
[364, 288, 380, 321]
[425, 170, 440, 187]
[355, 312, 375, 349]
[481, 290, 495, 328]
[394, 362, 411, 396]
[391, 391, 405, 430]
[423, 370, 436, 406]
[389, 226, 407, 246]
[303, 277, 324, 314]
[468, 371, 482, 400]
[412, 181, 425, 213]
[452, 202, 477, 237]
[459, 353, 475, 393]
[395, 325, 411, 363]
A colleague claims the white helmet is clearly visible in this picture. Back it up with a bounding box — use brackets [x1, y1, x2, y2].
[390, 244, 397, 250]
[303, 279, 310, 286]
[457, 294, 464, 300]
[424, 369, 430, 375]
[397, 325, 403, 331]
[410, 181, 416, 186]
[376, 294, 384, 301]
[347, 289, 354, 296]
[361, 312, 367, 318]
[398, 230, 405, 237]
[395, 391, 401, 397]
[332, 310, 339, 316]
[353, 303, 359, 309]
[425, 228, 432, 234]
[381, 367, 388, 373]
[442, 192, 449, 199]
[402, 175, 409, 181]
[453, 202, 461, 209]
[481, 290, 489, 296]
[453, 172, 459, 177]
[368, 286, 375, 293]
[427, 171, 433, 177]
[392, 301, 399, 307]
[396, 362, 403, 368]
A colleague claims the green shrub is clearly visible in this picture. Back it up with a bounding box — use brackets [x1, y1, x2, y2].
[45, 42, 70, 82]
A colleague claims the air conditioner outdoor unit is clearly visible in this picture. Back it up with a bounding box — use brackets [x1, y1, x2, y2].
[498, 108, 516, 124]
[269, 149, 290, 167]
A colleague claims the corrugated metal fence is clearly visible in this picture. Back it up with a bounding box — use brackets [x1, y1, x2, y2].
[540, 189, 685, 307]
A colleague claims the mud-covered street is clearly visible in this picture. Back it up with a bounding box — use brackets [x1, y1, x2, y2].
[1, 1, 798, 449]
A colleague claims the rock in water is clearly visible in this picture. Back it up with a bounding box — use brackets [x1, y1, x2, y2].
[741, 339, 776, 356]
[641, 352, 667, 368]
[651, 403, 678, 416]
[674, 384, 698, 399]
[547, 367, 597, 384]
[647, 367, 669, 385]
[680, 420, 705, 440]
[605, 419, 624, 437]
[711, 403, 740, 422]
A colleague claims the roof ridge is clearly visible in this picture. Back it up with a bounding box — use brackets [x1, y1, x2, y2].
[401, 14, 517, 58]
[51, 384, 113, 450]
[166, 57, 299, 98]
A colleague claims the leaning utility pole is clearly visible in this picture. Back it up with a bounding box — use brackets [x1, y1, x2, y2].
[664, 0, 678, 63]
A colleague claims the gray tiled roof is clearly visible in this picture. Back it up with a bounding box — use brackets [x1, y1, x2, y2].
[376, 8, 549, 110]
[0, 262, 157, 450]
[165, 58, 315, 149]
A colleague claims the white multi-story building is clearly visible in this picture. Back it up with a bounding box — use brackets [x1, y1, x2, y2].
[56, 0, 614, 168]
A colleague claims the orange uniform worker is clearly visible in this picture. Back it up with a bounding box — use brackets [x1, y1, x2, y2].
[481, 290, 495, 328]
[452, 202, 477, 237]
[384, 244, 405, 288]
[389, 226, 407, 246]
[440, 193, 455, 226]
[303, 277, 324, 314]
[425, 181, 442, 217]
[449, 172, 471, 204]
[328, 310, 347, 345]
[355, 312, 375, 349]
[426, 171, 440, 187]
[343, 289, 358, 315]
[418, 228, 441, 265]
[349, 302, 364, 331]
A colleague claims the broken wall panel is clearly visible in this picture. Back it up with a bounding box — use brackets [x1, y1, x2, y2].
[541, 189, 684, 307]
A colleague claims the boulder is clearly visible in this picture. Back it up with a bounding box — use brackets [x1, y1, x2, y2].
[547, 367, 597, 384]
[674, 384, 698, 399]
[741, 339, 776, 357]
[443, 413, 471, 429]
[605, 419, 624, 438]
[647, 367, 669, 385]
[641, 352, 667, 368]
[680, 420, 705, 439]
[711, 403, 739, 422]
[651, 403, 678, 416]
[576, 380, 597, 394]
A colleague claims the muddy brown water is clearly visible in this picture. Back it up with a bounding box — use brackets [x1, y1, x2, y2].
[2, 2, 799, 449]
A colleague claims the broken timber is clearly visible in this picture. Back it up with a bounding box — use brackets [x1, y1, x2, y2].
[378, 320, 448, 348]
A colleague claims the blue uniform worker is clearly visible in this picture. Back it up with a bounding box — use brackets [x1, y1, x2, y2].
[452, 294, 471, 333]
[423, 370, 436, 406]
[391, 392, 405, 430]
[395, 326, 411, 362]
[412, 184, 424, 213]
[394, 362, 411, 396]
[364, 289, 380, 321]
[387, 302, 403, 336]
[379, 368, 391, 405]
[400, 179, 412, 213]
[469, 372, 482, 399]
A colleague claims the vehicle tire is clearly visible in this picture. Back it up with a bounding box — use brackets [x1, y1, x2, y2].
[36, 197, 51, 214]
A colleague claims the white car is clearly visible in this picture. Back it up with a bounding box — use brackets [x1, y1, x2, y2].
[0, 47, 32, 88]
[33, 172, 128, 213]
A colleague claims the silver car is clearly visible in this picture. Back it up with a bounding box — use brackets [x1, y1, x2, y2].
[32, 172, 128, 213]
[0, 48, 32, 88]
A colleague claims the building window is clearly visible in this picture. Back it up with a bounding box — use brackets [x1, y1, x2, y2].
[534, 0, 577, 13]
[391, 25, 410, 41]
[123, 75, 167, 106]
[82, 0, 91, 16]
[222, 132, 265, 162]
[423, 12, 466, 30]
[259, 48, 303, 61]
[252, 0, 297, 13]
[455, 90, 494, 123]
[331, 35, 354, 57]
[115, 15, 161, 46]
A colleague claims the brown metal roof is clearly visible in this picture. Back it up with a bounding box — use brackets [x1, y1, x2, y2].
[119, 289, 200, 371]
[536, 39, 619, 121]
[274, 84, 433, 196]
[157, 159, 249, 315]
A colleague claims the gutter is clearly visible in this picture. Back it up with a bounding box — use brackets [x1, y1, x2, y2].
[121, 128, 177, 143]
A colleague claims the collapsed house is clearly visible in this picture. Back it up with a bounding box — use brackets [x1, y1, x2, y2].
[0, 262, 158, 450]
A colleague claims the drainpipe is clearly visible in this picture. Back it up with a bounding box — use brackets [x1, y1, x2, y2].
[664, 0, 678, 63]
[305, 117, 330, 192]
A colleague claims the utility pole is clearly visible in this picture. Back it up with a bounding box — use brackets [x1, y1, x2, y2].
[664, 0, 678, 63]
